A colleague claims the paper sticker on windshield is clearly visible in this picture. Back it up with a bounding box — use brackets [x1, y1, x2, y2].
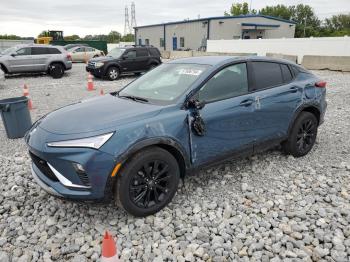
[178, 69, 203, 76]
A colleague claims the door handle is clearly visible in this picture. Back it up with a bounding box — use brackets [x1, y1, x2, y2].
[289, 86, 298, 93]
[239, 99, 254, 107]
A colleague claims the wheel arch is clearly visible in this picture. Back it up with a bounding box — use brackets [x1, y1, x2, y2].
[117, 137, 191, 179]
[288, 104, 321, 136]
[0, 63, 9, 73]
[47, 61, 66, 71]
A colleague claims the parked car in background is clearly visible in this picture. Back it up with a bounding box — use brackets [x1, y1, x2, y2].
[68, 46, 104, 62]
[63, 43, 89, 50]
[86, 45, 162, 80]
[26, 56, 327, 217]
[0, 44, 72, 78]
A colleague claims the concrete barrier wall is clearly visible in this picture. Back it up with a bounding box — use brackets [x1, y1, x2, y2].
[0, 39, 34, 52]
[162, 51, 257, 59]
[266, 53, 298, 63]
[207, 37, 350, 64]
[302, 56, 350, 72]
[107, 42, 135, 52]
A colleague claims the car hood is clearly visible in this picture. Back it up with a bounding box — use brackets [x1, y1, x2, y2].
[39, 94, 162, 135]
[90, 56, 119, 63]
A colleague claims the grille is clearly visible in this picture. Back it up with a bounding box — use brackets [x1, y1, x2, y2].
[29, 152, 59, 182]
[77, 172, 91, 187]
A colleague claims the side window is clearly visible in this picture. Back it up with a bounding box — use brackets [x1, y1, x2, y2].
[198, 63, 249, 103]
[180, 37, 185, 48]
[31, 47, 49, 55]
[160, 38, 165, 47]
[252, 62, 283, 90]
[280, 64, 293, 83]
[75, 47, 85, 52]
[86, 47, 95, 52]
[16, 48, 31, 56]
[125, 50, 136, 59]
[136, 49, 149, 57]
[145, 39, 150, 45]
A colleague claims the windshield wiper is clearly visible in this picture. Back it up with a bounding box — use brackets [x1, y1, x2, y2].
[118, 94, 149, 103]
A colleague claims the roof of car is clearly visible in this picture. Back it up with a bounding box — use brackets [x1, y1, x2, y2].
[168, 56, 296, 66]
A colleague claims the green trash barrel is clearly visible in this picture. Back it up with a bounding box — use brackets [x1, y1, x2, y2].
[0, 96, 32, 139]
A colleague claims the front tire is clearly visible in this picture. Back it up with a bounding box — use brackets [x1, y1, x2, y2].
[116, 147, 180, 217]
[106, 66, 119, 81]
[283, 112, 318, 157]
[49, 63, 64, 79]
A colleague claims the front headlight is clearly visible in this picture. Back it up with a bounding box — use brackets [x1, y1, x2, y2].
[47, 132, 114, 149]
[95, 62, 104, 68]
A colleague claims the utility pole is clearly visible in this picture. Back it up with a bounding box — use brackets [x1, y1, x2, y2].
[304, 17, 307, 37]
[124, 5, 131, 36]
[130, 2, 137, 30]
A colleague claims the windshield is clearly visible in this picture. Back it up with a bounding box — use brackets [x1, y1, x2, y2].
[1, 47, 17, 55]
[119, 63, 210, 105]
[108, 48, 126, 58]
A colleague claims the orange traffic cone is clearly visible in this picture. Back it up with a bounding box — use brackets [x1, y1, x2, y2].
[23, 84, 29, 97]
[101, 231, 119, 262]
[23, 84, 33, 110]
[100, 88, 104, 96]
[87, 73, 94, 91]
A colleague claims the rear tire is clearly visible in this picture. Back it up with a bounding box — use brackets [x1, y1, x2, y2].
[282, 112, 318, 157]
[106, 66, 119, 81]
[49, 63, 64, 79]
[149, 64, 158, 70]
[115, 147, 180, 217]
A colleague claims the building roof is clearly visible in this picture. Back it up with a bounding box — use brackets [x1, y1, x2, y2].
[134, 14, 297, 29]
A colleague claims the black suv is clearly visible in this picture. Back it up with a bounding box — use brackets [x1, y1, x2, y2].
[86, 46, 162, 80]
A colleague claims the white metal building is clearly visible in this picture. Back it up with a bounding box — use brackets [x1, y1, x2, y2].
[134, 15, 296, 51]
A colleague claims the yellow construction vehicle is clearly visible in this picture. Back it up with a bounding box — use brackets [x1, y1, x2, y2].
[36, 31, 63, 44]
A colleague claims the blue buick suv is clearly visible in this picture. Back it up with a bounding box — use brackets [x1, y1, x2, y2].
[25, 56, 327, 217]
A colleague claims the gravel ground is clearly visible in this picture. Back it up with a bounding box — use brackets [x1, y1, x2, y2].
[0, 64, 350, 261]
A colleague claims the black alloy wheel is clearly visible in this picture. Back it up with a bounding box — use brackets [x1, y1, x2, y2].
[116, 147, 180, 217]
[282, 111, 318, 157]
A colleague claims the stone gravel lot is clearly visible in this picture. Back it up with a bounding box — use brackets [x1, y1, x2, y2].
[0, 64, 349, 262]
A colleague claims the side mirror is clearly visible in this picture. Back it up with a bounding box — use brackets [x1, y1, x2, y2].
[122, 55, 128, 60]
[187, 98, 205, 110]
[11, 53, 16, 57]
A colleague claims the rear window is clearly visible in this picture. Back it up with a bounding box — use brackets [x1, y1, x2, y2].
[252, 62, 283, 90]
[280, 64, 293, 83]
[48, 48, 61, 54]
[136, 49, 149, 57]
[149, 48, 160, 57]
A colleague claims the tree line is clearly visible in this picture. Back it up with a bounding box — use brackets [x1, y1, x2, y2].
[0, 31, 135, 43]
[225, 2, 350, 38]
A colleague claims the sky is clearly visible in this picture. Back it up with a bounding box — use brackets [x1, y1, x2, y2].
[0, 0, 349, 37]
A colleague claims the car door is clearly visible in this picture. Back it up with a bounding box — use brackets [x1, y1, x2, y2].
[30, 47, 49, 71]
[72, 47, 85, 62]
[7, 47, 32, 73]
[249, 61, 302, 147]
[135, 49, 150, 71]
[119, 49, 137, 72]
[189, 63, 256, 165]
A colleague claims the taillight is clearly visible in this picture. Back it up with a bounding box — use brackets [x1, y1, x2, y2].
[315, 81, 327, 88]
[67, 54, 72, 61]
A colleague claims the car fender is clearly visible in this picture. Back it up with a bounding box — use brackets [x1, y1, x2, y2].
[147, 58, 160, 66]
[287, 102, 321, 136]
[116, 136, 191, 171]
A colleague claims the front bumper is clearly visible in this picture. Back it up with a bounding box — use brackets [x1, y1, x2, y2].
[65, 61, 72, 70]
[26, 127, 117, 201]
[86, 66, 104, 77]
